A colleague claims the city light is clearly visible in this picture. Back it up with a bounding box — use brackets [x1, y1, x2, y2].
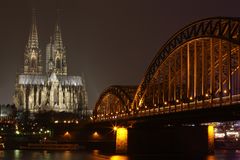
[215, 133, 225, 138]
[205, 93, 209, 97]
[226, 131, 239, 137]
[92, 131, 100, 139]
[64, 131, 71, 138]
[113, 126, 118, 131]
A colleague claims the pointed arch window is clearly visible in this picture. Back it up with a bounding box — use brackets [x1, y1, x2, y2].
[56, 57, 61, 70]
[30, 56, 37, 70]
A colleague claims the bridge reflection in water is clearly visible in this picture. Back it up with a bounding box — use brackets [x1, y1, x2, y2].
[1, 149, 240, 160]
[90, 17, 240, 155]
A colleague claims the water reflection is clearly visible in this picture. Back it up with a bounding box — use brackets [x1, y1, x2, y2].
[205, 150, 240, 160]
[90, 150, 128, 160]
[42, 150, 50, 160]
[3, 149, 240, 160]
[206, 155, 216, 160]
[110, 155, 128, 160]
[31, 151, 42, 159]
[14, 150, 20, 159]
[92, 149, 100, 155]
[63, 151, 71, 160]
[0, 151, 4, 159]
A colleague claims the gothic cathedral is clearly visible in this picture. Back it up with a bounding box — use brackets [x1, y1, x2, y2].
[13, 10, 88, 114]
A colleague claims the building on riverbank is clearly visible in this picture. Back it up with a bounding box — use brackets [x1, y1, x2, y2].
[13, 10, 88, 114]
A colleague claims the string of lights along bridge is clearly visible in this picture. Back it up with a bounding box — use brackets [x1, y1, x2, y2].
[93, 17, 240, 121]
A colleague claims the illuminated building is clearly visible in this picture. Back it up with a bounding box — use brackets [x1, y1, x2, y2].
[0, 104, 15, 118]
[13, 10, 88, 114]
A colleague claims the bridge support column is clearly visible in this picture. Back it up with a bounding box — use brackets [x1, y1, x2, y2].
[127, 125, 214, 155]
[116, 127, 128, 154]
[208, 125, 214, 154]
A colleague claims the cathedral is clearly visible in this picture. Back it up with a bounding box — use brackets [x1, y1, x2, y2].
[13, 10, 88, 114]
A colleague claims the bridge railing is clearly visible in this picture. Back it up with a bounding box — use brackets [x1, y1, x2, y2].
[93, 94, 240, 122]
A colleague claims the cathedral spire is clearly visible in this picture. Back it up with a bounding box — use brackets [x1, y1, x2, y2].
[46, 9, 67, 75]
[54, 9, 64, 51]
[24, 8, 42, 74]
[54, 23, 64, 50]
[27, 9, 39, 49]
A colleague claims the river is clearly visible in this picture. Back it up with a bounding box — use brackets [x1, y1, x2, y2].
[0, 149, 239, 160]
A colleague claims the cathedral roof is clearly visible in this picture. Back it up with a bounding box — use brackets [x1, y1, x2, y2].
[19, 75, 46, 85]
[18, 74, 83, 86]
[58, 76, 83, 86]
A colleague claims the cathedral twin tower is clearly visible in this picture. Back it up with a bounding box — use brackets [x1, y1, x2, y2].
[14, 10, 88, 114]
[24, 10, 67, 76]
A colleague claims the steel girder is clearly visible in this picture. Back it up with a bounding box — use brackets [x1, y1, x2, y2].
[133, 17, 240, 108]
[94, 85, 137, 115]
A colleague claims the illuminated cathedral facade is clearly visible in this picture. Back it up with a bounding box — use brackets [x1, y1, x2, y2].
[13, 11, 88, 113]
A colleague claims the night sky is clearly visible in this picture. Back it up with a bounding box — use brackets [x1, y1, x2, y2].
[0, 0, 240, 109]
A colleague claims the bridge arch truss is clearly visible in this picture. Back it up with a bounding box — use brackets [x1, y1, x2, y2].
[94, 17, 240, 120]
[132, 17, 240, 112]
[93, 85, 137, 120]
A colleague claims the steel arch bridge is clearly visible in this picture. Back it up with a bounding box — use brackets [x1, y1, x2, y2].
[94, 17, 240, 121]
[94, 85, 137, 119]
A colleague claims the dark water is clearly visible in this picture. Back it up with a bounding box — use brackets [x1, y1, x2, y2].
[0, 149, 239, 160]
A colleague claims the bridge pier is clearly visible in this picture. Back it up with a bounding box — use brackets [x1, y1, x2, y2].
[86, 122, 214, 155]
[116, 127, 128, 153]
[127, 125, 214, 155]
